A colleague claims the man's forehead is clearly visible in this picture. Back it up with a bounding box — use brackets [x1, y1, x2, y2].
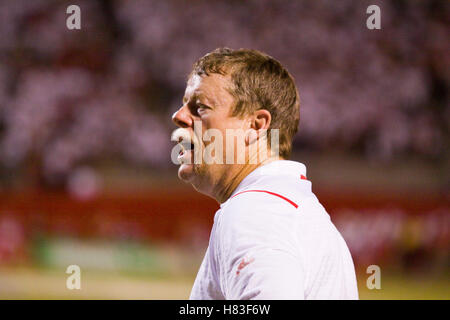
[184, 75, 202, 99]
[183, 74, 231, 102]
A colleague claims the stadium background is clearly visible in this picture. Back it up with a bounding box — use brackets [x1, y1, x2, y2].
[0, 0, 448, 299]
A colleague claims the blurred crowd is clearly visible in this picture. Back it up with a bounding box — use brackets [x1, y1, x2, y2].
[0, 0, 448, 275]
[0, 0, 448, 187]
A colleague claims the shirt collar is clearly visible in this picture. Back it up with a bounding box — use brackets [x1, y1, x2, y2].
[228, 160, 307, 199]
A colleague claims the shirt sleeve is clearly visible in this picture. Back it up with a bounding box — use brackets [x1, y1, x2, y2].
[218, 193, 306, 300]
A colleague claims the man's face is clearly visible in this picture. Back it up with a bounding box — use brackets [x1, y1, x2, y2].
[172, 73, 247, 194]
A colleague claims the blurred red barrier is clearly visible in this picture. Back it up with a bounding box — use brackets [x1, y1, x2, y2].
[0, 188, 448, 269]
[0, 188, 446, 240]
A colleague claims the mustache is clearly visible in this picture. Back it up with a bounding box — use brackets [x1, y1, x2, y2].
[171, 128, 191, 143]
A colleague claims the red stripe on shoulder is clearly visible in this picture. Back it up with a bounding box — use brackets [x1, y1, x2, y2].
[230, 190, 298, 209]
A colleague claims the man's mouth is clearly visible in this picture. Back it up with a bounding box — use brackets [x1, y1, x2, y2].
[178, 141, 195, 159]
[171, 128, 196, 165]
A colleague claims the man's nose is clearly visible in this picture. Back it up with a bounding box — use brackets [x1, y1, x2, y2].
[172, 104, 193, 128]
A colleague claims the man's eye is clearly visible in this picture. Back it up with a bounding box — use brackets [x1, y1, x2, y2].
[197, 104, 209, 113]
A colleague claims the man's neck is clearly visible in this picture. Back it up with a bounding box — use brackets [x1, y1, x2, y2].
[213, 156, 281, 204]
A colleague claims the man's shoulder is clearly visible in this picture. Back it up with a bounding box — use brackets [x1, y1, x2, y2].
[223, 184, 299, 216]
[229, 172, 312, 206]
[218, 178, 306, 232]
[214, 175, 334, 258]
[215, 190, 301, 256]
[220, 173, 329, 225]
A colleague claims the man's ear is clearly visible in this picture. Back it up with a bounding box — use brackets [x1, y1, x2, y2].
[245, 109, 271, 145]
[253, 109, 271, 131]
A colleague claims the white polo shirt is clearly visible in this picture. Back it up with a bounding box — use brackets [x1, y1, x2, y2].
[189, 160, 358, 300]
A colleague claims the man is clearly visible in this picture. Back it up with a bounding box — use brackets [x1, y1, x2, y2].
[171, 48, 358, 299]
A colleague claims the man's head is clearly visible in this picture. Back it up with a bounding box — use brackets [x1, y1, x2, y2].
[172, 48, 300, 200]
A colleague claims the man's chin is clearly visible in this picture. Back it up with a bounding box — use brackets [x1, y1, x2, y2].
[178, 163, 196, 182]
